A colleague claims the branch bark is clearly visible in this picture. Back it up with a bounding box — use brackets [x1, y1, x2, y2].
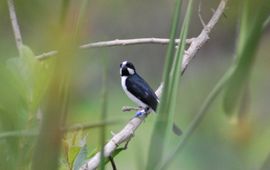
[80, 0, 228, 169]
[36, 38, 194, 60]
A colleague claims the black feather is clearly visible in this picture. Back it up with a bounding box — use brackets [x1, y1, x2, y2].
[125, 73, 158, 111]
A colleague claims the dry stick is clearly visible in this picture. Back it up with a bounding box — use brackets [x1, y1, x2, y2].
[79, 1, 227, 169]
[36, 38, 194, 60]
[7, 0, 23, 51]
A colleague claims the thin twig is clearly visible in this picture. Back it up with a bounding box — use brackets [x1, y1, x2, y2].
[7, 0, 23, 51]
[0, 121, 121, 140]
[62, 120, 121, 133]
[36, 38, 194, 60]
[263, 15, 270, 28]
[108, 156, 117, 170]
[198, 1, 206, 27]
[121, 106, 140, 112]
[79, 1, 228, 169]
[0, 130, 37, 140]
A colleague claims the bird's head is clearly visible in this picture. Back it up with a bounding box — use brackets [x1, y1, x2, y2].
[120, 61, 136, 76]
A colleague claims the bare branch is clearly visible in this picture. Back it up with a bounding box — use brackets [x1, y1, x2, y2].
[36, 51, 58, 60]
[80, 38, 193, 48]
[7, 0, 23, 51]
[36, 38, 194, 60]
[79, 1, 228, 169]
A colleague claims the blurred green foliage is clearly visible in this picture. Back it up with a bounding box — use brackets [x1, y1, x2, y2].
[223, 0, 270, 118]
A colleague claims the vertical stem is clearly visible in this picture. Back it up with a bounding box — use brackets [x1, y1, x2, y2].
[31, 64, 65, 170]
[99, 58, 108, 170]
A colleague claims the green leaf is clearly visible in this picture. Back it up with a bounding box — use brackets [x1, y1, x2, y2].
[68, 146, 81, 167]
[73, 144, 88, 170]
[63, 132, 88, 169]
[167, 0, 193, 132]
[87, 148, 98, 159]
[6, 45, 52, 118]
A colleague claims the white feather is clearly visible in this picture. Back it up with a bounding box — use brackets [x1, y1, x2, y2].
[127, 68, 135, 75]
[122, 61, 128, 65]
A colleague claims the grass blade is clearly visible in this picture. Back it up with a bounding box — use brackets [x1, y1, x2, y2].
[167, 0, 194, 135]
[146, 0, 183, 169]
[223, 0, 270, 117]
[99, 56, 109, 170]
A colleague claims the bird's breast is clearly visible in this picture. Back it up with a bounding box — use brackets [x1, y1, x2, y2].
[121, 76, 147, 108]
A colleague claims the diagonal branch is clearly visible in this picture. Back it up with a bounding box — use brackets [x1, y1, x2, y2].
[36, 38, 194, 60]
[7, 0, 23, 51]
[79, 0, 228, 170]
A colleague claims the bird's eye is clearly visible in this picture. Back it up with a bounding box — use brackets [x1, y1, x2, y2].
[120, 63, 123, 68]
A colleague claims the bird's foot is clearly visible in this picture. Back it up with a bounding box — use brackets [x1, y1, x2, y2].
[134, 110, 145, 117]
[134, 109, 147, 118]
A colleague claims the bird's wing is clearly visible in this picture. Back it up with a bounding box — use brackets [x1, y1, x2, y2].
[126, 74, 158, 111]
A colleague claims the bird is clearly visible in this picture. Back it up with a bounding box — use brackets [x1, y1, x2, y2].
[120, 61, 182, 136]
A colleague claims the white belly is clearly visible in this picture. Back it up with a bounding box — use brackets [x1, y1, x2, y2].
[121, 76, 147, 108]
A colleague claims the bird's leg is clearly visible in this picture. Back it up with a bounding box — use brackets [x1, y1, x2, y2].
[134, 110, 145, 117]
[134, 107, 150, 117]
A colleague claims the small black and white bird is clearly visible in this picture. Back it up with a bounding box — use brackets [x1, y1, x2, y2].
[120, 61, 182, 136]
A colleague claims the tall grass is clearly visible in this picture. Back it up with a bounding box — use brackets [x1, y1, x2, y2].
[146, 0, 194, 169]
[31, 0, 87, 169]
[223, 0, 270, 118]
[145, 0, 182, 168]
[99, 57, 109, 170]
